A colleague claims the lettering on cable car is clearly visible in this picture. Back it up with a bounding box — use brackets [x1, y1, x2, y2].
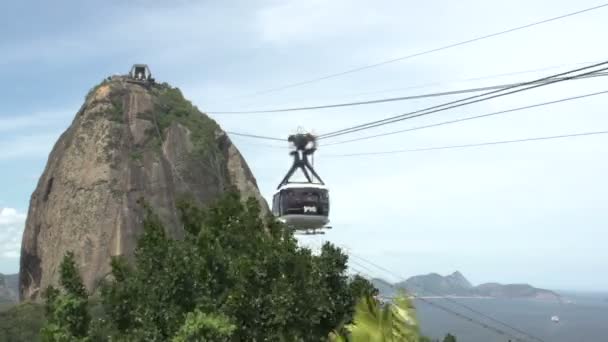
[303, 206, 317, 213]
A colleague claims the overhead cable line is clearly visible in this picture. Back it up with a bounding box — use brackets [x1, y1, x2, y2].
[207, 72, 608, 114]
[457, 60, 605, 84]
[225, 131, 285, 142]
[344, 247, 543, 342]
[222, 3, 608, 100]
[317, 61, 608, 140]
[233, 141, 288, 149]
[318, 62, 608, 139]
[347, 265, 528, 342]
[321, 130, 608, 157]
[282, 59, 606, 104]
[321, 89, 608, 146]
[347, 253, 545, 342]
[348, 264, 531, 342]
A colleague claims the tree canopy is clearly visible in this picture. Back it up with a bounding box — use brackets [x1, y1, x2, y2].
[41, 191, 382, 341]
[330, 291, 421, 342]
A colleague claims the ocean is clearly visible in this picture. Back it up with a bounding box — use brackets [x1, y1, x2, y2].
[414, 293, 608, 342]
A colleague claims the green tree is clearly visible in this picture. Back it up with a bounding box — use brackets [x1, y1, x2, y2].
[331, 291, 421, 342]
[0, 302, 46, 342]
[98, 191, 359, 341]
[171, 310, 235, 342]
[443, 333, 457, 342]
[349, 275, 380, 303]
[41, 252, 91, 342]
[37, 191, 415, 341]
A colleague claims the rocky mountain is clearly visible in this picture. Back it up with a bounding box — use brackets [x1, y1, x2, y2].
[373, 271, 561, 301]
[400, 271, 474, 296]
[19, 73, 269, 301]
[371, 278, 396, 297]
[0, 273, 18, 303]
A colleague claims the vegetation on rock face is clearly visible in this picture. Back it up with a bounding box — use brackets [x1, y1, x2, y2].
[38, 191, 380, 341]
[85, 80, 108, 101]
[107, 89, 125, 123]
[140, 85, 227, 188]
[150, 86, 218, 150]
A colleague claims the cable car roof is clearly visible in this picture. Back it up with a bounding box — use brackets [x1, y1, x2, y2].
[274, 182, 328, 195]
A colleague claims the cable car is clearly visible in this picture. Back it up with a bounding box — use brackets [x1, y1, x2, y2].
[272, 132, 330, 234]
[272, 183, 330, 230]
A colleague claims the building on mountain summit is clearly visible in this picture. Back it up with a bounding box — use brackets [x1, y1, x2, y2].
[128, 64, 154, 84]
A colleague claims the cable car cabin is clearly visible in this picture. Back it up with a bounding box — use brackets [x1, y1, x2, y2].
[272, 183, 330, 230]
[128, 64, 155, 84]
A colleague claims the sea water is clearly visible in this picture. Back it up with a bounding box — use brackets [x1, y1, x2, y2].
[414, 293, 608, 342]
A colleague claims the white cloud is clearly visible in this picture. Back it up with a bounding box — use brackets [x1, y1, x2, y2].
[0, 208, 26, 259]
[0, 208, 25, 225]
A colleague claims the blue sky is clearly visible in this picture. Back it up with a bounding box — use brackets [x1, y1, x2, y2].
[1, 0, 608, 291]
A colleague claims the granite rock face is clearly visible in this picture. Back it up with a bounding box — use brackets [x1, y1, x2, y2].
[19, 78, 268, 301]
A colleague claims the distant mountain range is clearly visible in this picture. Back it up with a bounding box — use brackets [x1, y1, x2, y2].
[372, 271, 561, 301]
[1, 270, 563, 303]
[0, 273, 18, 304]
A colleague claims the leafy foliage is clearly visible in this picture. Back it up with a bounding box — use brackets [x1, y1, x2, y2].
[349, 275, 380, 307]
[93, 191, 366, 341]
[443, 333, 457, 342]
[0, 303, 14, 312]
[58, 252, 88, 299]
[171, 310, 235, 342]
[142, 85, 227, 187]
[152, 86, 219, 155]
[331, 292, 421, 342]
[40, 252, 91, 342]
[0, 302, 45, 342]
[107, 93, 124, 123]
[84, 80, 108, 101]
[35, 191, 393, 341]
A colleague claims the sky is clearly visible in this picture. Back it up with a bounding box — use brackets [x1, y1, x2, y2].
[1, 0, 607, 291]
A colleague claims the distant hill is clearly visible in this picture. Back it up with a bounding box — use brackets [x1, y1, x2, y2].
[371, 278, 396, 297]
[400, 271, 474, 296]
[0, 302, 45, 341]
[0, 273, 19, 304]
[372, 271, 561, 301]
[475, 282, 560, 300]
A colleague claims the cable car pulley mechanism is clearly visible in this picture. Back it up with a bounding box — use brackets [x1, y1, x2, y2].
[272, 132, 331, 235]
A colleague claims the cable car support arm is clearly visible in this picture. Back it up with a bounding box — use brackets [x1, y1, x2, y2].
[277, 133, 325, 189]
